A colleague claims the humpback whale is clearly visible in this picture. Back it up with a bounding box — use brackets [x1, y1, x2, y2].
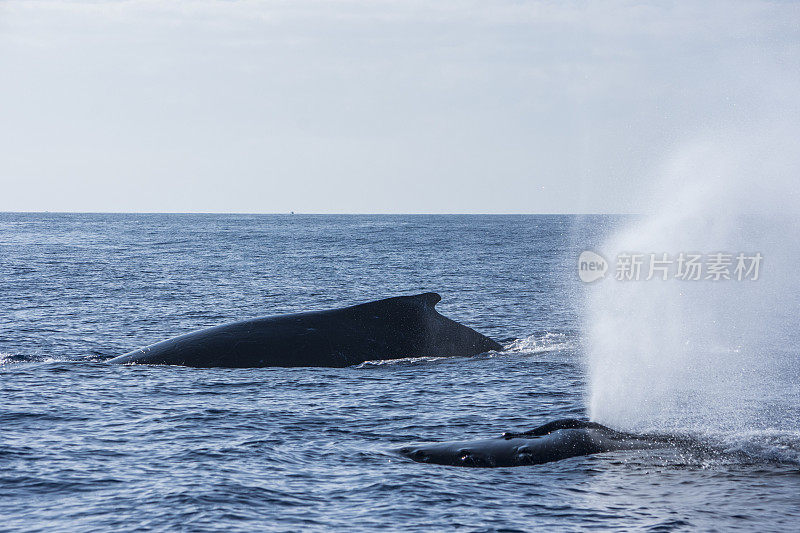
[398, 419, 673, 467]
[108, 292, 502, 368]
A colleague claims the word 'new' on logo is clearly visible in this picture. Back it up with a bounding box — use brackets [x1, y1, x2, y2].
[578, 250, 608, 283]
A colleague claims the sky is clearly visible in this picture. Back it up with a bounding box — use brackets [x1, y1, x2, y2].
[0, 0, 798, 213]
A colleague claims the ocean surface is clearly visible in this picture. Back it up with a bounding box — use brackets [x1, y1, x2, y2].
[1, 213, 798, 532]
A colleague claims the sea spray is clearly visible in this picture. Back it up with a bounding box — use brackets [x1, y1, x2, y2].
[584, 128, 800, 435]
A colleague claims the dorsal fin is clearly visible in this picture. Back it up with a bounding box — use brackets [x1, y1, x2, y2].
[346, 292, 442, 314]
[416, 292, 442, 307]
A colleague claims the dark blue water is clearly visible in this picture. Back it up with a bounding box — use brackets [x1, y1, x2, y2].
[1, 214, 798, 531]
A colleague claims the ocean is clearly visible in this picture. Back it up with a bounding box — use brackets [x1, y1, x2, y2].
[1, 213, 798, 531]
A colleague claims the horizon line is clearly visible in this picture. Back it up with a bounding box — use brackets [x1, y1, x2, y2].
[0, 210, 636, 216]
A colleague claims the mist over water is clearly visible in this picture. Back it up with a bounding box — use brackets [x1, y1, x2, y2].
[585, 127, 800, 443]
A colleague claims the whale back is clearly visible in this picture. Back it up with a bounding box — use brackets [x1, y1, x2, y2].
[399, 420, 657, 468]
[108, 292, 502, 368]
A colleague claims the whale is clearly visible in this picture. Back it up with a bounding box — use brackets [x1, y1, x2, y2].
[398, 419, 676, 467]
[108, 292, 502, 368]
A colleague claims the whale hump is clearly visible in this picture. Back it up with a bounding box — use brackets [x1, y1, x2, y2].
[108, 292, 501, 368]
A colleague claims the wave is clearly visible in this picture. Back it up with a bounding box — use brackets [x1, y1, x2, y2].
[0, 352, 37, 366]
[0, 352, 93, 366]
[355, 356, 447, 368]
[502, 332, 574, 354]
[716, 430, 800, 467]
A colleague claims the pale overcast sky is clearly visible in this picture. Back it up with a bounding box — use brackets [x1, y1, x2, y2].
[1, 0, 798, 213]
